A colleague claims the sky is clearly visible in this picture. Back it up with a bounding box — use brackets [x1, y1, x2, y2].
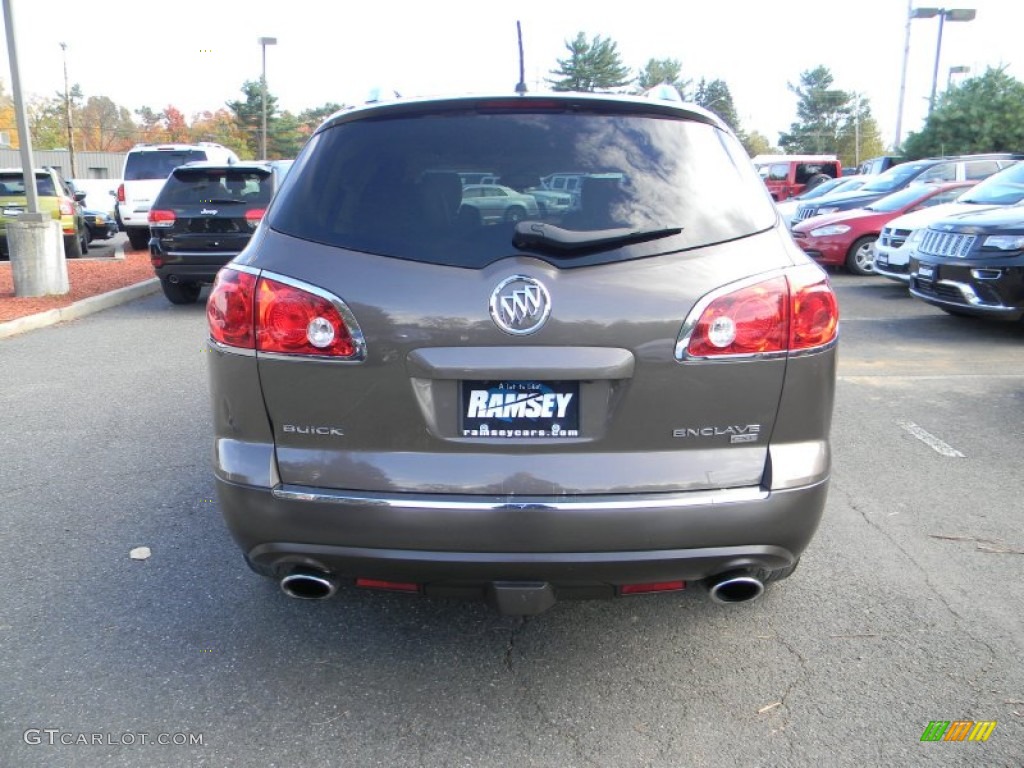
[1, 0, 1022, 150]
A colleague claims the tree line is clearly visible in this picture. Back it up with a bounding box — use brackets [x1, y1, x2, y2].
[2, 31, 1022, 167]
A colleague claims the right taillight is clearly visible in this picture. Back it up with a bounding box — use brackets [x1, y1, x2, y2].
[117, 183, 125, 203]
[787, 264, 839, 351]
[207, 267, 364, 360]
[677, 266, 837, 360]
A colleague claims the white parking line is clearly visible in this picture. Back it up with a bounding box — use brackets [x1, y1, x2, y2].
[897, 420, 965, 458]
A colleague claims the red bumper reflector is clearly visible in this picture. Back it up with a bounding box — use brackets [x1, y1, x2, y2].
[620, 581, 686, 595]
[355, 578, 420, 593]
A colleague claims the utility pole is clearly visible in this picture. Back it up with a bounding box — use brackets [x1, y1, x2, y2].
[60, 42, 77, 178]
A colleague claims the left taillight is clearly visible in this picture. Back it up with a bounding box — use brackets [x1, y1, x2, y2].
[148, 209, 176, 227]
[207, 268, 363, 360]
[677, 265, 838, 360]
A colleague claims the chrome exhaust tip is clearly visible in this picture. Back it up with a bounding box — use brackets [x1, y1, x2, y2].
[706, 571, 765, 604]
[280, 570, 338, 600]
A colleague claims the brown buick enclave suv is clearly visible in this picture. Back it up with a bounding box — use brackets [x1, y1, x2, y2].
[206, 92, 839, 614]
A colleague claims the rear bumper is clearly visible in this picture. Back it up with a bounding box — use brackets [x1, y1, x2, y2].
[152, 245, 235, 284]
[217, 476, 829, 586]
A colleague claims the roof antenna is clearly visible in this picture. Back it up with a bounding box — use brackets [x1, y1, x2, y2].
[515, 21, 528, 94]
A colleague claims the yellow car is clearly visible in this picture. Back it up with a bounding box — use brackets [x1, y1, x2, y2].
[0, 167, 90, 258]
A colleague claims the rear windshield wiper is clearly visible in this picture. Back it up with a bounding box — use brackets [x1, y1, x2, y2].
[513, 222, 683, 255]
[201, 198, 247, 205]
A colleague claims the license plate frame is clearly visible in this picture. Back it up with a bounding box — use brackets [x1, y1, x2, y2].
[461, 380, 580, 438]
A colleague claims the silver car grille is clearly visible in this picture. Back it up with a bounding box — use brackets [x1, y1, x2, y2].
[879, 227, 911, 248]
[918, 230, 977, 258]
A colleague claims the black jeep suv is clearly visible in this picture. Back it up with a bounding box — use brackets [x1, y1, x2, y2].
[148, 161, 291, 304]
[909, 206, 1024, 320]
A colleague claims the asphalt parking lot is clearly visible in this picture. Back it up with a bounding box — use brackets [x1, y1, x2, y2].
[0, 272, 1021, 767]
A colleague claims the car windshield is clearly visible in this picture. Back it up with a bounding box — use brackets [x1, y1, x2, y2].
[125, 150, 209, 181]
[270, 105, 776, 269]
[0, 173, 58, 197]
[958, 162, 1024, 205]
[794, 177, 846, 200]
[865, 185, 943, 213]
[860, 162, 933, 193]
[157, 169, 273, 206]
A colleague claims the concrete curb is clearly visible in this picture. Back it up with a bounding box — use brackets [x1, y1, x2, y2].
[0, 278, 161, 340]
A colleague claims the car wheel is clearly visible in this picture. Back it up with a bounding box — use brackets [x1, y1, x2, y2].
[63, 233, 83, 259]
[504, 205, 527, 223]
[127, 228, 150, 250]
[846, 236, 877, 275]
[160, 278, 202, 305]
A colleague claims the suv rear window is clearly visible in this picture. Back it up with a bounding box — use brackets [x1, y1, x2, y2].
[0, 173, 58, 196]
[158, 168, 273, 206]
[270, 108, 776, 268]
[125, 150, 209, 181]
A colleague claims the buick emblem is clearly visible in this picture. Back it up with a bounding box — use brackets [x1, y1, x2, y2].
[489, 275, 551, 335]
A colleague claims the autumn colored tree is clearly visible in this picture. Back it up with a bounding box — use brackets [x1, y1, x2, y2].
[0, 78, 19, 147]
[78, 95, 137, 151]
[190, 109, 251, 158]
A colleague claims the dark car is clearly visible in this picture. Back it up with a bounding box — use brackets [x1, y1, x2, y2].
[148, 161, 289, 304]
[205, 92, 839, 615]
[792, 154, 1020, 225]
[82, 208, 118, 241]
[908, 207, 1024, 320]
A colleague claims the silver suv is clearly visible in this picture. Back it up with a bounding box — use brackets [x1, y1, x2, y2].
[206, 93, 839, 614]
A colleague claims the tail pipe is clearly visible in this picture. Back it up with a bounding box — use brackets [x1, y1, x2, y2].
[705, 571, 765, 604]
[280, 569, 338, 600]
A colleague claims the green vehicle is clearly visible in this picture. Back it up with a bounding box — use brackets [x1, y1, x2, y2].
[0, 167, 90, 258]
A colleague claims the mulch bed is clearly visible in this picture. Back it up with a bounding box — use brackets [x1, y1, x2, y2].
[0, 247, 156, 323]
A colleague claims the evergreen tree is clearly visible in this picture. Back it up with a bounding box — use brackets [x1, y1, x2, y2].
[778, 66, 851, 155]
[902, 67, 1024, 159]
[636, 58, 689, 98]
[694, 78, 741, 133]
[548, 33, 633, 93]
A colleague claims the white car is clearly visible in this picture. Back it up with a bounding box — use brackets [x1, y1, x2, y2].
[117, 142, 239, 250]
[875, 161, 1024, 283]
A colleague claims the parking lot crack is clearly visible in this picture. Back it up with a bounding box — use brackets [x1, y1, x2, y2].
[836, 482, 1000, 697]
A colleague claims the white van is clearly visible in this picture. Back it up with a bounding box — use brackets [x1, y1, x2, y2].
[117, 142, 239, 249]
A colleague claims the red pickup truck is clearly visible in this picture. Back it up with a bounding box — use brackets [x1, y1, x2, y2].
[754, 155, 842, 201]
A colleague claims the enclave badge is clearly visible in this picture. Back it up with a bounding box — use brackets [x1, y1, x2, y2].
[489, 275, 551, 335]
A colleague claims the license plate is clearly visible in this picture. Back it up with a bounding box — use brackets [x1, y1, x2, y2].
[3, 207, 24, 217]
[461, 380, 580, 438]
[917, 263, 935, 281]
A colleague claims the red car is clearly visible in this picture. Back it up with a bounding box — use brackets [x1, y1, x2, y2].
[790, 181, 974, 275]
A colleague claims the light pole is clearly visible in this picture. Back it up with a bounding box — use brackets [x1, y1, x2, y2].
[257, 36, 277, 160]
[893, 5, 975, 149]
[947, 64, 970, 89]
[916, 8, 977, 114]
[59, 42, 77, 178]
